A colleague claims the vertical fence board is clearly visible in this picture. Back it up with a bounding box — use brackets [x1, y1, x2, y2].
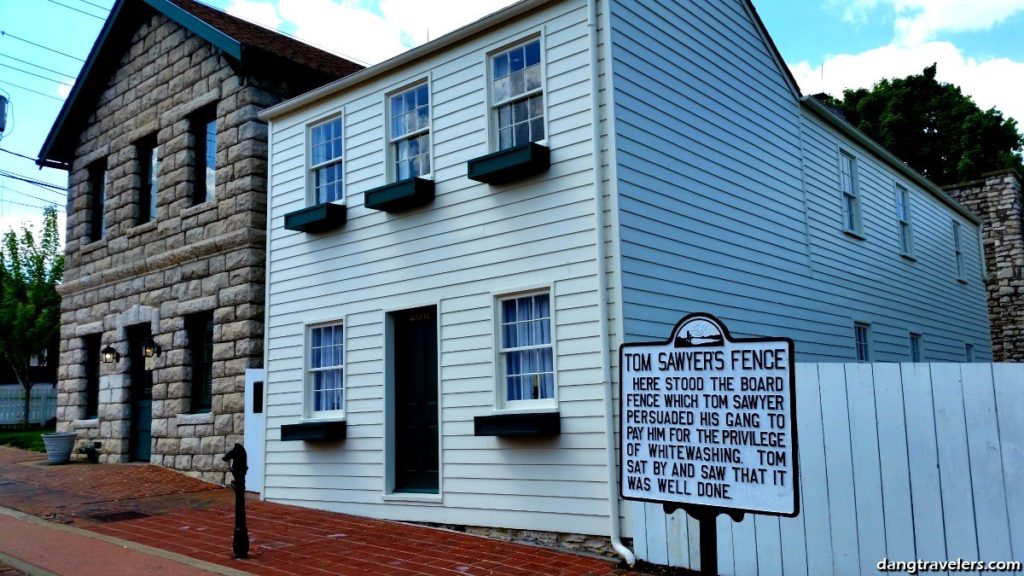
[754, 515, 783, 576]
[795, 363, 831, 576]
[644, 502, 669, 565]
[665, 508, 689, 567]
[932, 364, 980, 576]
[687, 514, 701, 571]
[716, 511, 733, 575]
[874, 364, 916, 561]
[993, 363, 1024, 559]
[845, 363, 887, 575]
[962, 364, 1012, 562]
[779, 489, 808, 576]
[902, 362, 948, 571]
[731, 516, 759, 576]
[630, 500, 648, 561]
[818, 363, 860, 574]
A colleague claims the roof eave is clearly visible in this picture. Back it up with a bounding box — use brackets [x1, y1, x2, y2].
[801, 96, 981, 225]
[144, 0, 241, 60]
[259, 0, 549, 122]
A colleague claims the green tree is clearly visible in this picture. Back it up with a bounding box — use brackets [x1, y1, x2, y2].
[836, 64, 1024, 185]
[0, 206, 64, 429]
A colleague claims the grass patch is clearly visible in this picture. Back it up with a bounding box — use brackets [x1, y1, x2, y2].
[0, 426, 54, 452]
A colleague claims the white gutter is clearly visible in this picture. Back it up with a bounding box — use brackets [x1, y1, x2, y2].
[588, 0, 635, 566]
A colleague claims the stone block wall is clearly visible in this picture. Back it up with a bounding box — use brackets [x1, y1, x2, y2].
[946, 170, 1024, 361]
[56, 12, 283, 483]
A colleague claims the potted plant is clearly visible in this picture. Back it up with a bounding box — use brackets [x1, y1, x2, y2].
[42, 431, 76, 464]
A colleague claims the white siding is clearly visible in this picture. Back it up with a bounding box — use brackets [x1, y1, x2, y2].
[609, 0, 991, 361]
[265, 0, 615, 536]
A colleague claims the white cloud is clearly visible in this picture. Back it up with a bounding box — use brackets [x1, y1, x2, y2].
[225, 0, 282, 30]
[790, 41, 1024, 124]
[833, 0, 1024, 44]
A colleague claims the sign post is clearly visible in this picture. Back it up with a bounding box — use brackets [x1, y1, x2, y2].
[619, 313, 798, 574]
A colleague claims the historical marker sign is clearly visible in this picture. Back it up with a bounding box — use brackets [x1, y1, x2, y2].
[619, 313, 798, 516]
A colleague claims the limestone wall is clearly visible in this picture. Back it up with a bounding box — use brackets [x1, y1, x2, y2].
[946, 170, 1024, 361]
[57, 12, 280, 483]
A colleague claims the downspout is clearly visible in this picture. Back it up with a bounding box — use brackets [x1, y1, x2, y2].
[587, 0, 635, 566]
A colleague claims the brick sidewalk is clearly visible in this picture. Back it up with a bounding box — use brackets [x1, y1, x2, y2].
[0, 447, 652, 576]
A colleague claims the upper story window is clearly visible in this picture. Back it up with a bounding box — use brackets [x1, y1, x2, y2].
[491, 38, 544, 150]
[389, 83, 430, 181]
[186, 311, 213, 413]
[310, 117, 344, 204]
[965, 343, 974, 362]
[952, 221, 965, 280]
[191, 108, 217, 204]
[854, 322, 871, 362]
[839, 152, 861, 234]
[309, 323, 344, 416]
[909, 332, 922, 362]
[895, 184, 913, 255]
[498, 291, 554, 407]
[88, 159, 107, 242]
[137, 135, 158, 225]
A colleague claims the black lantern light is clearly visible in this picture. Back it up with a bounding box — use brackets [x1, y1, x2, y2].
[101, 344, 120, 363]
[142, 336, 161, 358]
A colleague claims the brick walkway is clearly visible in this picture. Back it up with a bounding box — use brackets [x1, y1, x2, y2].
[0, 447, 655, 576]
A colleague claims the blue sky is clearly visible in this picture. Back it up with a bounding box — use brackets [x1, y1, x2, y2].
[1, 0, 1022, 238]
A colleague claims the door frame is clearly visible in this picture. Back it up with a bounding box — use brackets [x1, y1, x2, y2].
[125, 323, 153, 463]
[381, 301, 443, 501]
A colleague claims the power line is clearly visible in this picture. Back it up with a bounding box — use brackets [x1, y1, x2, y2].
[0, 184, 65, 207]
[0, 79, 64, 102]
[41, 0, 105, 21]
[0, 147, 38, 163]
[0, 193, 65, 213]
[74, 0, 110, 12]
[0, 54, 77, 80]
[0, 62, 74, 88]
[0, 31, 86, 63]
[0, 169, 67, 192]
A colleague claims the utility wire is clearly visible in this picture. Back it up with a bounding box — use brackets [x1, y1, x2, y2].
[0, 62, 74, 87]
[0, 54, 77, 80]
[42, 0, 105, 21]
[0, 170, 67, 192]
[0, 148, 38, 163]
[0, 31, 86, 62]
[0, 79, 64, 102]
[0, 193, 64, 212]
[0, 183, 64, 206]
[74, 0, 110, 12]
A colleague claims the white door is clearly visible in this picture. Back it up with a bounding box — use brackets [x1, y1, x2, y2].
[243, 368, 265, 494]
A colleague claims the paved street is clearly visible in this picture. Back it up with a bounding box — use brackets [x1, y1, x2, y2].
[0, 447, 659, 576]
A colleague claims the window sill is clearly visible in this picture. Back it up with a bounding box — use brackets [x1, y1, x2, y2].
[467, 142, 550, 184]
[180, 201, 216, 219]
[281, 420, 347, 441]
[81, 237, 108, 255]
[841, 228, 866, 241]
[72, 418, 99, 429]
[283, 203, 347, 233]
[381, 493, 443, 504]
[177, 412, 214, 425]
[474, 411, 560, 437]
[364, 177, 434, 212]
[127, 220, 158, 237]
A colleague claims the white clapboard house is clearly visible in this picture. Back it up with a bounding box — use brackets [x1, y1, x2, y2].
[257, 0, 991, 555]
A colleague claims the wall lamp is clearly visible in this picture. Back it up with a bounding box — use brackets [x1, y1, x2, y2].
[101, 344, 120, 363]
[142, 336, 161, 358]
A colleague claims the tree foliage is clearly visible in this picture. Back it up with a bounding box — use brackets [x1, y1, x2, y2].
[834, 64, 1024, 186]
[0, 206, 64, 428]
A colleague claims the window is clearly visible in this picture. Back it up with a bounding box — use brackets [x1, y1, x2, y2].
[186, 312, 213, 413]
[910, 333, 922, 362]
[310, 117, 343, 204]
[854, 322, 871, 362]
[499, 292, 554, 404]
[839, 152, 861, 233]
[491, 38, 544, 150]
[389, 83, 430, 181]
[137, 136, 158, 224]
[953, 221, 965, 280]
[308, 323, 344, 415]
[83, 334, 101, 419]
[895, 184, 913, 255]
[192, 108, 216, 204]
[88, 160, 106, 242]
[965, 343, 974, 362]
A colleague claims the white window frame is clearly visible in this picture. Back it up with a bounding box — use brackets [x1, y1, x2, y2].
[909, 332, 922, 362]
[494, 288, 557, 412]
[895, 184, 913, 256]
[307, 115, 344, 205]
[952, 220, 966, 281]
[854, 322, 871, 362]
[305, 321, 345, 420]
[488, 35, 547, 152]
[839, 151, 862, 235]
[386, 80, 432, 182]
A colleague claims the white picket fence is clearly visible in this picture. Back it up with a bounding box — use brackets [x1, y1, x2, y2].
[631, 363, 1023, 575]
[0, 384, 57, 426]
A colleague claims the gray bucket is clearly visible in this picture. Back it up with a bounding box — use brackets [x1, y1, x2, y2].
[42, 432, 77, 465]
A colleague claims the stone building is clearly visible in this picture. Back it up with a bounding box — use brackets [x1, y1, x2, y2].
[37, 0, 360, 481]
[947, 170, 1024, 360]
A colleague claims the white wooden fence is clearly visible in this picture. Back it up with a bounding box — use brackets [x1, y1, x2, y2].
[631, 363, 1023, 575]
[0, 384, 57, 426]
